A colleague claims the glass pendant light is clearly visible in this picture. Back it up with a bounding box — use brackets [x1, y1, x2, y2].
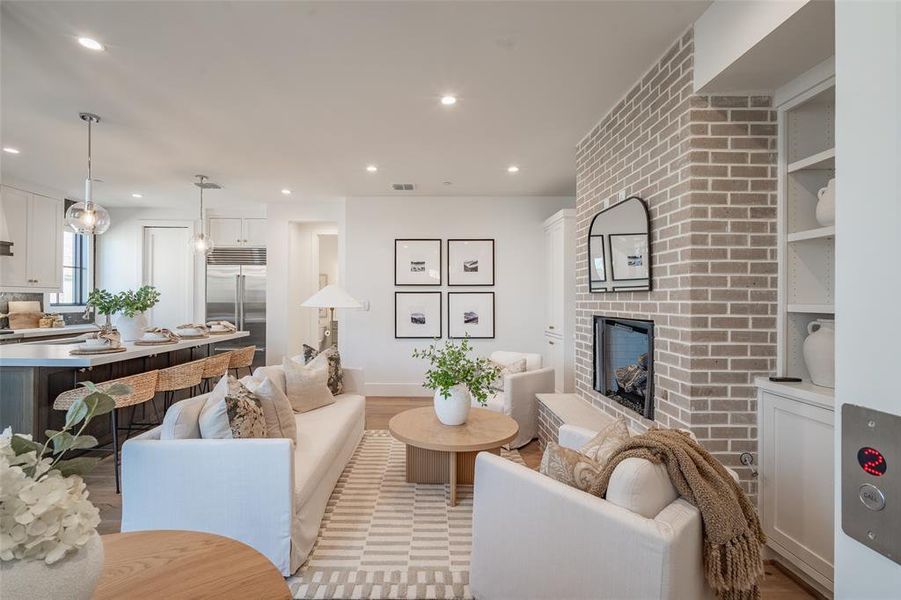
[65, 113, 111, 235]
[189, 174, 219, 255]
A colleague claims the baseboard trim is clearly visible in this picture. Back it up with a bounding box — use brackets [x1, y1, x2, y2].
[365, 382, 432, 397]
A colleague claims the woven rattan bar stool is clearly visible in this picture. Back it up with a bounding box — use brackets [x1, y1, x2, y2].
[227, 345, 256, 378]
[53, 370, 159, 494]
[197, 351, 232, 394]
[156, 358, 207, 412]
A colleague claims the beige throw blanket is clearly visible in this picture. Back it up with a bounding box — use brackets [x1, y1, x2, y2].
[595, 429, 766, 600]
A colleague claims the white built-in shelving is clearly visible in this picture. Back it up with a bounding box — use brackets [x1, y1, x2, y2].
[786, 147, 835, 173]
[786, 225, 834, 243]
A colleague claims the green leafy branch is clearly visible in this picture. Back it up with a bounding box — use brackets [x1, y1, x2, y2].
[9, 382, 131, 480]
[86, 286, 160, 318]
[412, 337, 500, 405]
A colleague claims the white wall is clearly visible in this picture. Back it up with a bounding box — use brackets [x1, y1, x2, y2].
[96, 206, 204, 322]
[342, 195, 574, 396]
[834, 1, 901, 596]
[265, 199, 344, 364]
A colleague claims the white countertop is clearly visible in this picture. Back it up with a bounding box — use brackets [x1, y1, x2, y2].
[755, 376, 835, 410]
[0, 331, 250, 367]
[11, 324, 100, 339]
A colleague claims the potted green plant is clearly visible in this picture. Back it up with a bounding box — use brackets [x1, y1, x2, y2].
[0, 382, 129, 600]
[85, 288, 120, 333]
[112, 285, 161, 341]
[412, 338, 500, 426]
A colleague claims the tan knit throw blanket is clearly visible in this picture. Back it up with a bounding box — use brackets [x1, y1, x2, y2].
[595, 428, 766, 600]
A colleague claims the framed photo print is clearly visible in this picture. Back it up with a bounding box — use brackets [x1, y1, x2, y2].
[395, 239, 441, 286]
[447, 239, 494, 286]
[448, 292, 495, 339]
[588, 235, 606, 289]
[609, 233, 650, 282]
[395, 292, 442, 339]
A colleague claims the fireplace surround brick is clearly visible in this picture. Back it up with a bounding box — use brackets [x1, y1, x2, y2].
[574, 27, 776, 496]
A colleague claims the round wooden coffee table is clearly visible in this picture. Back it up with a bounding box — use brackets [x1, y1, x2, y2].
[94, 530, 291, 600]
[388, 406, 519, 506]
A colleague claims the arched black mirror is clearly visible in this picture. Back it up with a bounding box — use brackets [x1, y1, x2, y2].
[587, 196, 651, 292]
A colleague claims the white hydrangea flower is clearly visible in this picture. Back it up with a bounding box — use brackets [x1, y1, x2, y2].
[0, 428, 100, 564]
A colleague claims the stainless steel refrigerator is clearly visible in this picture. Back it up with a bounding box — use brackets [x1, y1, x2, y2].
[206, 247, 266, 368]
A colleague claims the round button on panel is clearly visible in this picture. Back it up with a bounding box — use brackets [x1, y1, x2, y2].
[859, 483, 886, 511]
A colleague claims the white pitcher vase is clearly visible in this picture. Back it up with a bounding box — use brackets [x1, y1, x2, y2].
[434, 384, 472, 426]
[815, 178, 836, 227]
[114, 311, 149, 342]
[803, 319, 835, 388]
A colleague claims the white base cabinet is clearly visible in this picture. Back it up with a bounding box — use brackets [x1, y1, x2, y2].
[543, 209, 575, 393]
[0, 185, 63, 292]
[757, 378, 834, 595]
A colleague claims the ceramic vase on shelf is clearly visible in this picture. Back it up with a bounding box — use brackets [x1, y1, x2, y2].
[434, 384, 471, 426]
[114, 311, 149, 342]
[815, 178, 835, 227]
[0, 532, 104, 600]
[803, 319, 835, 388]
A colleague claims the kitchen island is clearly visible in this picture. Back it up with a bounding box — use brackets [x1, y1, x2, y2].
[0, 331, 249, 440]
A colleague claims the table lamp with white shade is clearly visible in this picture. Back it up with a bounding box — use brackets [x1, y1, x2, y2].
[301, 284, 363, 347]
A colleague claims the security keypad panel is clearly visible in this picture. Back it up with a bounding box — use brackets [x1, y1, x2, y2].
[841, 404, 901, 565]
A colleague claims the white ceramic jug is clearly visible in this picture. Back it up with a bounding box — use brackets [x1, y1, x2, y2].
[803, 319, 835, 388]
[816, 178, 835, 227]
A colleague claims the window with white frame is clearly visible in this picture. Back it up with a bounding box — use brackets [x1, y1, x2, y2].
[49, 229, 92, 307]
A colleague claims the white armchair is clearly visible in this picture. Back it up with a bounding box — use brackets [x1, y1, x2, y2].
[470, 424, 715, 600]
[475, 351, 554, 449]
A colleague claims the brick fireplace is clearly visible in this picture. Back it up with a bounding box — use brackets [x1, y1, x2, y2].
[574, 27, 777, 496]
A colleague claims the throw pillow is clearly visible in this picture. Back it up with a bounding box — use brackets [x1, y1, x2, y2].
[198, 375, 266, 439]
[539, 442, 605, 496]
[159, 395, 207, 440]
[240, 374, 297, 444]
[299, 344, 344, 395]
[283, 357, 335, 413]
[579, 417, 630, 466]
[488, 357, 528, 392]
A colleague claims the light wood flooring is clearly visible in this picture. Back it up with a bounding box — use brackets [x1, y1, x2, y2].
[85, 396, 816, 599]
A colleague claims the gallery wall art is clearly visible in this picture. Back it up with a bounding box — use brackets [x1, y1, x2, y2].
[448, 292, 495, 339]
[395, 292, 442, 339]
[395, 239, 441, 286]
[447, 239, 495, 286]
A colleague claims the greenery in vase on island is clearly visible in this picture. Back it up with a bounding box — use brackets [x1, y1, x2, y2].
[412, 337, 500, 406]
[86, 285, 161, 317]
[0, 383, 129, 564]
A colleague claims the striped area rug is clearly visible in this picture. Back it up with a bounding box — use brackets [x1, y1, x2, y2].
[288, 429, 525, 600]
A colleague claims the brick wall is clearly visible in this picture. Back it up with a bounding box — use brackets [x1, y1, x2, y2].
[574, 28, 777, 495]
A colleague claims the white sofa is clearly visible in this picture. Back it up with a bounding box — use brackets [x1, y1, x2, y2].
[470, 423, 716, 600]
[476, 351, 555, 449]
[121, 366, 365, 576]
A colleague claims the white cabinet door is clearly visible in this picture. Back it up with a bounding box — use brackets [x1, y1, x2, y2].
[242, 218, 267, 247]
[0, 186, 29, 287]
[208, 218, 242, 246]
[545, 220, 563, 335]
[27, 194, 62, 290]
[760, 392, 834, 584]
[545, 333, 564, 392]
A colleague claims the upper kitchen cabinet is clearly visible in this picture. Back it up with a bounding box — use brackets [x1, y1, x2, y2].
[0, 185, 63, 292]
[208, 217, 267, 247]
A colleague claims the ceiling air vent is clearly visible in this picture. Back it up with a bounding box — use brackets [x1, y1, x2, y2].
[392, 183, 416, 191]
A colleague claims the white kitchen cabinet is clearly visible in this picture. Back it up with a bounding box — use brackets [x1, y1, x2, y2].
[757, 378, 834, 595]
[208, 217, 267, 247]
[0, 185, 62, 292]
[543, 209, 575, 392]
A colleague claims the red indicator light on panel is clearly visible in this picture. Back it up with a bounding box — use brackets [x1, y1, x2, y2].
[857, 447, 887, 476]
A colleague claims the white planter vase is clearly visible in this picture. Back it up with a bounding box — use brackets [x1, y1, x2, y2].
[815, 178, 836, 227]
[115, 311, 149, 341]
[0, 532, 104, 600]
[803, 319, 835, 388]
[434, 385, 472, 426]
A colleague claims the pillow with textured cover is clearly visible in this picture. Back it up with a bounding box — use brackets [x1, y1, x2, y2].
[539, 416, 630, 496]
[240, 374, 297, 444]
[579, 416, 630, 464]
[283, 357, 335, 413]
[299, 344, 343, 395]
[198, 375, 266, 439]
[488, 357, 527, 392]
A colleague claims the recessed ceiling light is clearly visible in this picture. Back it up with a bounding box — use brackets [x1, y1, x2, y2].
[78, 37, 105, 51]
[507, 165, 520, 173]
[131, 193, 143, 198]
[281, 188, 292, 195]
[3, 147, 20, 154]
[440, 95, 457, 106]
[366, 165, 378, 173]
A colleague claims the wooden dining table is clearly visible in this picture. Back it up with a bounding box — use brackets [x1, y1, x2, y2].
[93, 530, 291, 600]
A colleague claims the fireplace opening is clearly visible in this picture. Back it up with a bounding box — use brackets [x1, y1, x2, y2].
[593, 316, 654, 420]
